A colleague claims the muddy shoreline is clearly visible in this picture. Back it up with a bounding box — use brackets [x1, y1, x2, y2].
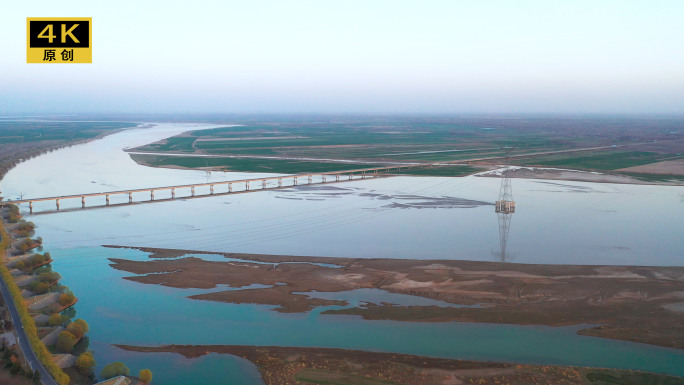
[116, 344, 684, 385]
[133, 155, 684, 185]
[107, 246, 684, 349]
[476, 166, 684, 185]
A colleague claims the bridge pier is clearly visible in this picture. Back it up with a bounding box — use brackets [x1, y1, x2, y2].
[18, 163, 451, 213]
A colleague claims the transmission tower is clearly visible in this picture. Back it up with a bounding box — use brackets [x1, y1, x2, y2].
[494, 146, 515, 262]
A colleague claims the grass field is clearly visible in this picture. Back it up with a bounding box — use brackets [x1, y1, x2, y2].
[129, 120, 579, 175]
[620, 172, 684, 183]
[525, 151, 677, 171]
[389, 164, 482, 176]
[129, 116, 684, 178]
[133, 154, 378, 173]
[141, 136, 197, 152]
[136, 120, 580, 159]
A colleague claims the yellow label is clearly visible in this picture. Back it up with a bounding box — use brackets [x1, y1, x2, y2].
[27, 17, 92, 63]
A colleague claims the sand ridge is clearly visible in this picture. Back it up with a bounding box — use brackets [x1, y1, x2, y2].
[106, 246, 684, 349]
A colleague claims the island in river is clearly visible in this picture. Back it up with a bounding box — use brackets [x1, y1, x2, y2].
[106, 246, 684, 349]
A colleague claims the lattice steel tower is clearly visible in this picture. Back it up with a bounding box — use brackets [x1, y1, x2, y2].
[494, 146, 515, 262]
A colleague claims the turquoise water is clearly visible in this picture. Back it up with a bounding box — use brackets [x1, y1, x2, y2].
[296, 288, 474, 308]
[92, 342, 262, 385]
[49, 246, 684, 383]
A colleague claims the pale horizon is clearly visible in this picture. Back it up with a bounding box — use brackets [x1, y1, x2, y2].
[2, 1, 684, 115]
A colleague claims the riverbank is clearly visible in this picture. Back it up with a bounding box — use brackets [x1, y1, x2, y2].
[0, 206, 70, 385]
[476, 166, 684, 185]
[0, 121, 136, 182]
[107, 246, 684, 349]
[132, 150, 684, 185]
[123, 117, 684, 185]
[116, 344, 684, 385]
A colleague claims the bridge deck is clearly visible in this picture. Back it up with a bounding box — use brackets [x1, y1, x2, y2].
[5, 160, 469, 204]
[2, 143, 625, 212]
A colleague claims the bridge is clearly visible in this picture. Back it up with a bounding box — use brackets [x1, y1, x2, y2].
[2, 143, 627, 214]
[3, 160, 471, 213]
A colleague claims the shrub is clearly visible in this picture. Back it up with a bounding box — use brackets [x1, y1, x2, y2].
[16, 239, 34, 253]
[73, 319, 89, 333]
[15, 220, 36, 236]
[7, 208, 21, 223]
[66, 322, 84, 340]
[75, 352, 96, 375]
[37, 271, 60, 283]
[28, 281, 49, 294]
[55, 331, 76, 353]
[27, 254, 48, 266]
[33, 265, 52, 275]
[58, 292, 76, 306]
[16, 220, 35, 231]
[48, 313, 66, 327]
[139, 369, 153, 384]
[100, 362, 130, 380]
[61, 307, 76, 320]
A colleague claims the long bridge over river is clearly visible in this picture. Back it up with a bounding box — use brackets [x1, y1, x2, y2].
[3, 160, 467, 213]
[1, 143, 626, 214]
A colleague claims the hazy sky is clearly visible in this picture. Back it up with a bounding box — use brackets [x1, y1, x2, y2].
[2, 1, 683, 114]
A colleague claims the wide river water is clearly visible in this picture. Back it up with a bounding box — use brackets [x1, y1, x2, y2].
[1, 123, 683, 384]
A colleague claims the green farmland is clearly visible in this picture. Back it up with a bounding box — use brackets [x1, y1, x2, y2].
[129, 116, 684, 179]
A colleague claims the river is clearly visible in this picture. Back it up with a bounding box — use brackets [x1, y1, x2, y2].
[1, 123, 683, 384]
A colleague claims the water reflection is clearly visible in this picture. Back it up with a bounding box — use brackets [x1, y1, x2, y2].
[494, 210, 514, 262]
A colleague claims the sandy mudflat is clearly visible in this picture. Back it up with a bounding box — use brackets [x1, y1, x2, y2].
[477, 167, 644, 184]
[478, 166, 684, 184]
[116, 344, 684, 385]
[107, 246, 684, 349]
